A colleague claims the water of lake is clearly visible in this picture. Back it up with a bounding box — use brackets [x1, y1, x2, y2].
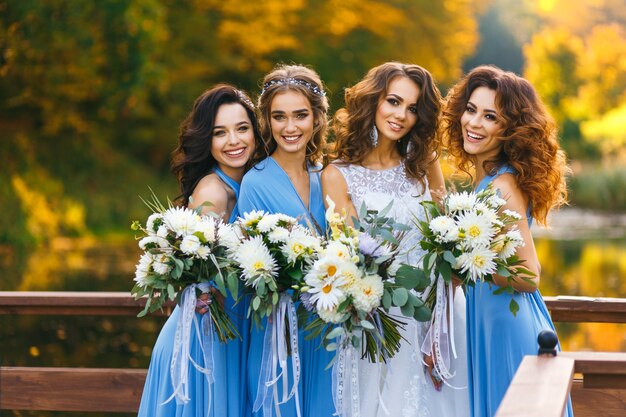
[1, 208, 624, 416]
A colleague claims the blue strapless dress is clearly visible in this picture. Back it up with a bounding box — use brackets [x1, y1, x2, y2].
[138, 168, 248, 417]
[466, 165, 573, 417]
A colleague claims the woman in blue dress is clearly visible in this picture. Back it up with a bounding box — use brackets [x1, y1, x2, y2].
[138, 85, 261, 417]
[237, 64, 335, 417]
[442, 65, 573, 417]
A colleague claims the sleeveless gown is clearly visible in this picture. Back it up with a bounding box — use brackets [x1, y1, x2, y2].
[237, 156, 334, 417]
[138, 168, 247, 417]
[334, 162, 469, 417]
[467, 164, 574, 417]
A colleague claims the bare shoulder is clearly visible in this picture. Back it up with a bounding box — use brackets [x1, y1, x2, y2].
[321, 164, 345, 183]
[492, 173, 528, 211]
[189, 173, 229, 212]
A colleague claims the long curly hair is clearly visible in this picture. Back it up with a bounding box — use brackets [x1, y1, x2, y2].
[251, 64, 329, 167]
[329, 62, 442, 185]
[442, 65, 568, 225]
[170, 85, 261, 206]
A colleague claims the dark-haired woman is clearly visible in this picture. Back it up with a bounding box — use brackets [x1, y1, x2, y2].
[138, 85, 262, 417]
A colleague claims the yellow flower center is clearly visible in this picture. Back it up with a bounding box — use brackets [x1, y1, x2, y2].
[327, 265, 337, 276]
[363, 287, 372, 296]
[253, 261, 264, 270]
[322, 284, 333, 294]
[472, 255, 486, 268]
[468, 225, 481, 238]
[292, 243, 303, 253]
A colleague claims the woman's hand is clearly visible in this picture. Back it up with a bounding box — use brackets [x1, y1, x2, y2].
[195, 288, 225, 314]
[423, 353, 443, 391]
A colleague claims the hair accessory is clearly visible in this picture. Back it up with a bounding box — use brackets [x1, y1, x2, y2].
[260, 77, 326, 97]
[235, 89, 255, 109]
[370, 125, 379, 147]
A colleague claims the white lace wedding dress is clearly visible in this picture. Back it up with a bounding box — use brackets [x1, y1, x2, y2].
[334, 162, 469, 417]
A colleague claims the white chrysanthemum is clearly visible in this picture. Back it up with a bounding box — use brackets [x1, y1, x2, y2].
[275, 214, 298, 227]
[446, 191, 477, 213]
[257, 214, 281, 233]
[387, 259, 402, 277]
[235, 236, 277, 287]
[134, 253, 153, 288]
[429, 216, 459, 243]
[350, 274, 384, 312]
[152, 253, 172, 275]
[196, 217, 217, 243]
[268, 227, 290, 243]
[486, 194, 507, 210]
[306, 256, 347, 282]
[282, 231, 321, 264]
[163, 207, 200, 237]
[308, 275, 348, 311]
[218, 223, 243, 253]
[498, 229, 525, 259]
[503, 209, 522, 221]
[474, 203, 503, 229]
[337, 261, 362, 289]
[156, 225, 170, 248]
[180, 234, 201, 255]
[318, 307, 347, 324]
[196, 245, 211, 260]
[146, 213, 163, 233]
[457, 212, 496, 249]
[458, 247, 497, 282]
[139, 236, 160, 250]
[324, 241, 352, 260]
[240, 210, 267, 229]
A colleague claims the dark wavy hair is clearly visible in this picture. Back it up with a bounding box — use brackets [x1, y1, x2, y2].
[251, 64, 329, 167]
[329, 62, 442, 185]
[170, 84, 261, 206]
[442, 65, 568, 225]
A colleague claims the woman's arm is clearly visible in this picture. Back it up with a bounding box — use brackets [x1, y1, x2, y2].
[425, 153, 446, 205]
[321, 165, 357, 223]
[491, 174, 540, 292]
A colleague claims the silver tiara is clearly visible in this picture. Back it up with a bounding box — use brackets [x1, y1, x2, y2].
[235, 89, 255, 109]
[260, 77, 326, 97]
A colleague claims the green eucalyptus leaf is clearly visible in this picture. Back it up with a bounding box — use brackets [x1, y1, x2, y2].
[392, 287, 409, 306]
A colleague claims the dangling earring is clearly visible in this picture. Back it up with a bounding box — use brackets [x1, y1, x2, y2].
[370, 125, 378, 147]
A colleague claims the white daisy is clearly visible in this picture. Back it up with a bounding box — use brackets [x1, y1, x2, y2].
[146, 213, 163, 233]
[257, 214, 281, 233]
[498, 229, 525, 259]
[429, 215, 459, 243]
[240, 210, 267, 229]
[267, 226, 290, 243]
[503, 209, 523, 221]
[156, 225, 170, 248]
[196, 245, 211, 260]
[282, 231, 321, 264]
[308, 275, 348, 311]
[134, 253, 154, 288]
[218, 223, 243, 253]
[324, 241, 352, 260]
[318, 307, 347, 324]
[486, 194, 507, 210]
[152, 253, 172, 275]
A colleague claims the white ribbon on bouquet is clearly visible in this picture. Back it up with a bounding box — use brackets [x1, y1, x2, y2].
[164, 283, 215, 416]
[254, 293, 302, 417]
[420, 275, 462, 387]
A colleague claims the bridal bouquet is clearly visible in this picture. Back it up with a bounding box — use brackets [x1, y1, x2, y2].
[130, 194, 238, 342]
[416, 183, 533, 315]
[302, 198, 431, 364]
[226, 210, 322, 416]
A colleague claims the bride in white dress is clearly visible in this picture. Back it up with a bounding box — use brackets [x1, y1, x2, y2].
[322, 62, 468, 417]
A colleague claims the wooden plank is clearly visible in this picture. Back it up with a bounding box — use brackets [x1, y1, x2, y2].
[495, 355, 575, 417]
[570, 379, 626, 417]
[0, 367, 146, 412]
[544, 296, 626, 323]
[561, 351, 626, 375]
[0, 291, 173, 316]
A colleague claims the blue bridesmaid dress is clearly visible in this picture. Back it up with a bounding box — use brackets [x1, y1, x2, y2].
[237, 156, 335, 417]
[138, 168, 248, 417]
[466, 164, 573, 417]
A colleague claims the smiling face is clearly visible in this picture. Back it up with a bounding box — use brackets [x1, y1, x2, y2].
[460, 86, 504, 164]
[210, 102, 255, 176]
[374, 76, 420, 143]
[269, 90, 315, 159]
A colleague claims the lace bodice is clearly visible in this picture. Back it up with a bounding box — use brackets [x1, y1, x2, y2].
[334, 162, 430, 267]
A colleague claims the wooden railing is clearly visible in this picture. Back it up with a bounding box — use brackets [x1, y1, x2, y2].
[1, 292, 625, 413]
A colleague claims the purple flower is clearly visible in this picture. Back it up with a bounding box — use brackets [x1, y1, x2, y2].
[359, 234, 387, 257]
[300, 292, 315, 312]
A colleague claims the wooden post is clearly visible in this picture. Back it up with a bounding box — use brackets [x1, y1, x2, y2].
[495, 330, 574, 417]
